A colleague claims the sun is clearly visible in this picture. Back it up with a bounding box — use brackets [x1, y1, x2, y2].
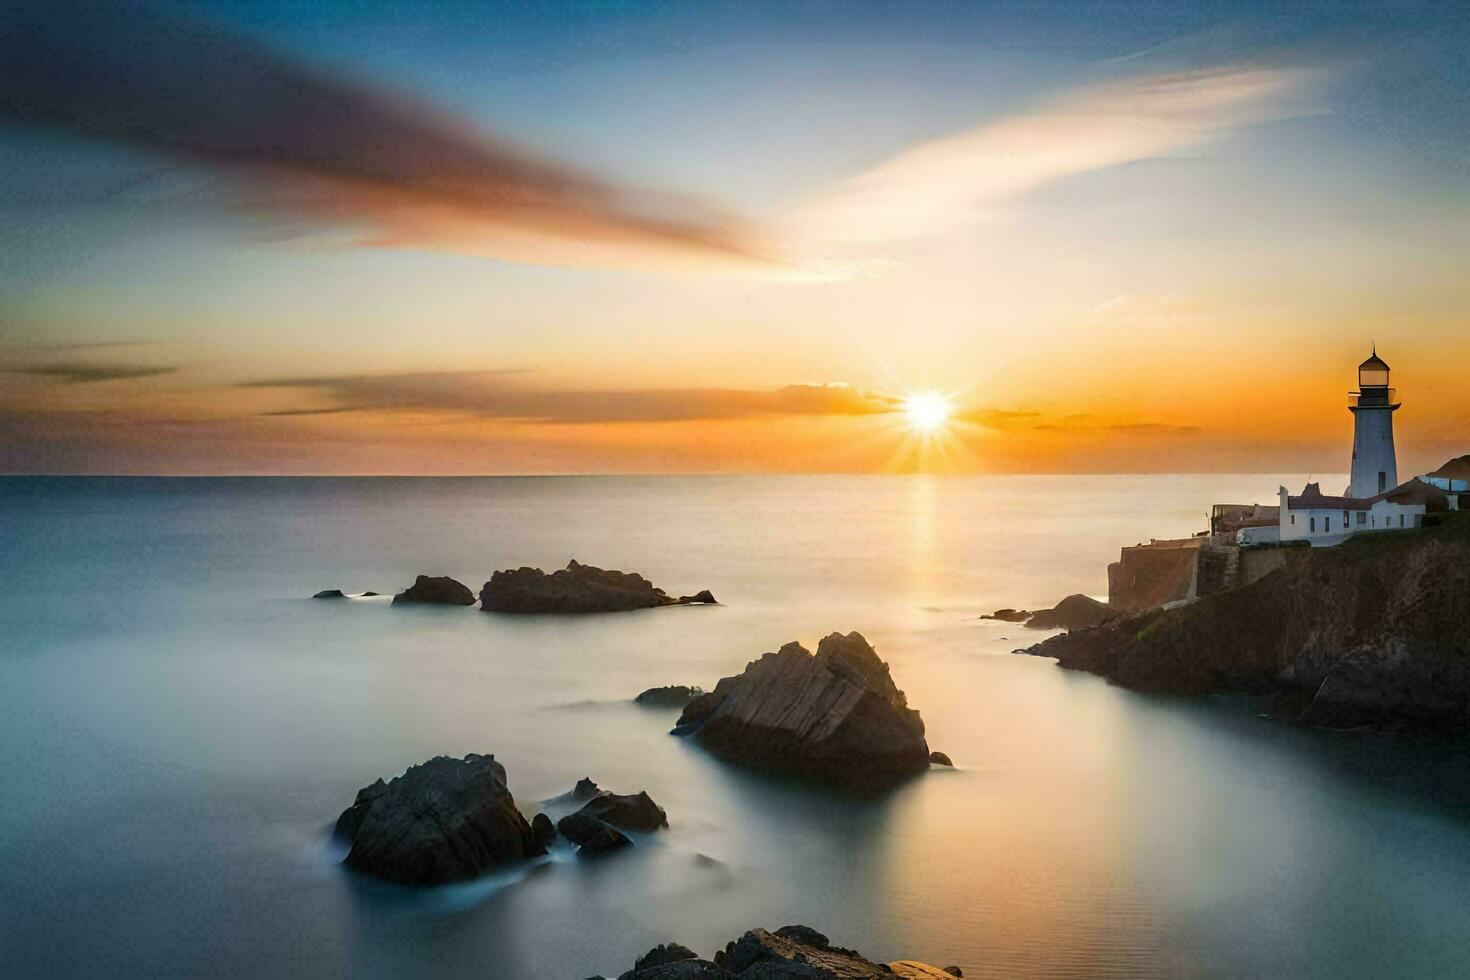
[901, 390, 954, 434]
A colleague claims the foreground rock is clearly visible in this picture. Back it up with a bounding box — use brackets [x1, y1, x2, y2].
[480, 559, 716, 613]
[928, 751, 953, 766]
[554, 784, 668, 853]
[1022, 514, 1470, 730]
[635, 685, 704, 707]
[335, 754, 543, 884]
[673, 631, 930, 792]
[597, 924, 960, 978]
[391, 574, 475, 606]
[1024, 593, 1112, 631]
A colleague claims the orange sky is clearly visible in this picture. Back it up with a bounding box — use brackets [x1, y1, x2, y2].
[3, 6, 1468, 475]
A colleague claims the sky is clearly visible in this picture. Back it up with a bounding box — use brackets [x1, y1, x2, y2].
[2, 0, 1468, 475]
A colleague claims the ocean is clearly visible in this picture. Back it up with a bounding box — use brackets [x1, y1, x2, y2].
[3, 474, 1469, 978]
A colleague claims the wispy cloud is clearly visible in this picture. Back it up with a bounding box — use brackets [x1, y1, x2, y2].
[244, 372, 897, 424]
[0, 3, 766, 270]
[793, 64, 1324, 247]
[9, 363, 179, 384]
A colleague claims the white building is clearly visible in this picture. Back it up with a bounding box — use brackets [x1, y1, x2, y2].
[1273, 481, 1429, 547]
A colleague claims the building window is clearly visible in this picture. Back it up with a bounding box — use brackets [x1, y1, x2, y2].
[1379, 471, 1387, 493]
[1343, 511, 1349, 524]
[1357, 512, 1367, 525]
[1310, 516, 1316, 533]
[1290, 514, 1296, 525]
[1326, 517, 1332, 532]
[1399, 513, 1405, 527]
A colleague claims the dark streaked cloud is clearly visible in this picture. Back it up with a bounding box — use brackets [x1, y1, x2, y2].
[0, 2, 764, 268]
[242, 371, 896, 424]
[9, 363, 179, 384]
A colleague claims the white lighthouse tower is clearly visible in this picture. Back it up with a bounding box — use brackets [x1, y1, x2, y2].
[1348, 348, 1399, 498]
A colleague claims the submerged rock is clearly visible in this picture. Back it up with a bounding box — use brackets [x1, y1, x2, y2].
[1024, 594, 1112, 631]
[480, 559, 715, 614]
[673, 631, 930, 792]
[391, 574, 475, 606]
[335, 754, 543, 885]
[605, 924, 958, 979]
[635, 685, 705, 708]
[555, 785, 667, 853]
[928, 751, 953, 766]
[982, 608, 1030, 623]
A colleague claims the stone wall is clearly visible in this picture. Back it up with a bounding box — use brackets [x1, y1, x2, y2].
[1108, 539, 1200, 612]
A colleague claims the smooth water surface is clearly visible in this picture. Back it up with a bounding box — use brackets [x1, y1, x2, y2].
[3, 475, 1469, 978]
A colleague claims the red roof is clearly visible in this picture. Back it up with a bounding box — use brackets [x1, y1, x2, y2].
[1285, 478, 1447, 512]
[1287, 482, 1370, 510]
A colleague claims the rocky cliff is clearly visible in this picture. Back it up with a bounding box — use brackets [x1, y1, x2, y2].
[1022, 514, 1470, 730]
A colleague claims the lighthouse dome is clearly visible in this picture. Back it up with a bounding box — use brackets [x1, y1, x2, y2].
[1359, 350, 1390, 388]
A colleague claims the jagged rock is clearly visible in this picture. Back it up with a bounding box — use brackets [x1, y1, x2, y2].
[1021, 514, 1470, 730]
[928, 751, 953, 766]
[531, 812, 556, 847]
[1024, 594, 1112, 631]
[313, 589, 347, 599]
[635, 685, 704, 708]
[391, 574, 475, 606]
[673, 632, 930, 792]
[480, 559, 715, 614]
[982, 608, 1030, 622]
[605, 924, 955, 979]
[572, 777, 601, 800]
[335, 754, 543, 885]
[714, 926, 899, 977]
[556, 811, 632, 852]
[678, 590, 718, 604]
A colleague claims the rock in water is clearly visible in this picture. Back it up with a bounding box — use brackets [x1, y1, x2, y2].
[336, 754, 543, 885]
[480, 559, 715, 613]
[313, 589, 347, 599]
[391, 574, 475, 606]
[555, 785, 668, 853]
[635, 685, 704, 707]
[928, 751, 953, 766]
[673, 631, 930, 792]
[982, 608, 1030, 622]
[577, 789, 668, 831]
[530, 812, 556, 848]
[1024, 594, 1112, 631]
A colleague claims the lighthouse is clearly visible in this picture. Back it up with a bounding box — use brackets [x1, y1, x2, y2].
[1348, 348, 1399, 498]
